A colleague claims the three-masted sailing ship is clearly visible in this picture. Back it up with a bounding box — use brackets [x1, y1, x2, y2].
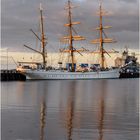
[16, 0, 120, 80]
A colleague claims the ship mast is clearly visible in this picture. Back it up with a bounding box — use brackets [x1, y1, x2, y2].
[91, 0, 116, 69]
[40, 3, 47, 69]
[99, 2, 104, 68]
[68, 0, 75, 72]
[24, 3, 47, 69]
[60, 0, 85, 72]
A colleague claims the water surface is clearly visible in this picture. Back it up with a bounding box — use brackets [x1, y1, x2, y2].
[1, 79, 139, 140]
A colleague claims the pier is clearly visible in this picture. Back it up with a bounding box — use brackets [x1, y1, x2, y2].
[0, 70, 26, 81]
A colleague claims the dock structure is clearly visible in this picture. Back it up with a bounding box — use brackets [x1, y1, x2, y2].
[0, 70, 26, 81]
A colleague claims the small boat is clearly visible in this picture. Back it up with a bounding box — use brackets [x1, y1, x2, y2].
[16, 1, 120, 80]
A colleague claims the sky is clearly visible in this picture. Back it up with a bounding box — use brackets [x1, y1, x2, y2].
[1, 0, 139, 52]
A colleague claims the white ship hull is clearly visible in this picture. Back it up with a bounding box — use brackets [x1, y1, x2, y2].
[20, 69, 120, 80]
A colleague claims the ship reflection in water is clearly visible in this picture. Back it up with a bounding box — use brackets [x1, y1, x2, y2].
[40, 89, 47, 140]
[1, 79, 139, 140]
[63, 81, 107, 140]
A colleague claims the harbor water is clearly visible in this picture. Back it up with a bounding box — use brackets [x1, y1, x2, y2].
[1, 79, 139, 140]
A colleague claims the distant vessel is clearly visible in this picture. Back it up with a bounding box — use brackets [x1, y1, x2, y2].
[16, 0, 119, 80]
[117, 48, 140, 78]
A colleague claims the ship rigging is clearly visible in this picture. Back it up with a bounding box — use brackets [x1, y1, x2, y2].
[91, 0, 117, 69]
[60, 0, 86, 72]
[23, 3, 47, 69]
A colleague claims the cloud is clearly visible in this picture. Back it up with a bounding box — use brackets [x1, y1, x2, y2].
[1, 0, 139, 51]
[117, 0, 138, 3]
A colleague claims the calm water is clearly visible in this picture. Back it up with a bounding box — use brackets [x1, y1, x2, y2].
[1, 79, 139, 140]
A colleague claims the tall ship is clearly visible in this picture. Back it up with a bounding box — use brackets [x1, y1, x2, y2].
[16, 0, 120, 80]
